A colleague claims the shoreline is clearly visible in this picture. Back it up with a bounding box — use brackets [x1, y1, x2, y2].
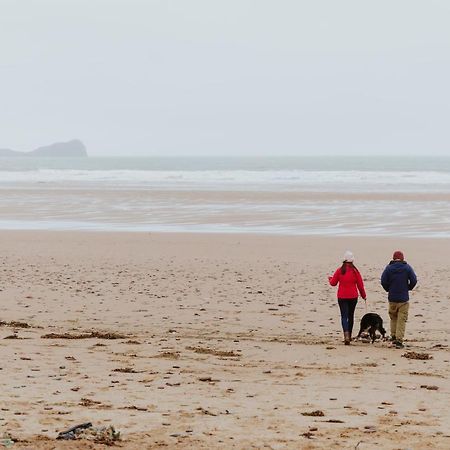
[4, 186, 450, 199]
[3, 227, 450, 240]
[1, 225, 450, 239]
[2, 187, 450, 238]
[2, 188, 450, 239]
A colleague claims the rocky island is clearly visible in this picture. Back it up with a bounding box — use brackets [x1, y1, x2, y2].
[0, 139, 88, 157]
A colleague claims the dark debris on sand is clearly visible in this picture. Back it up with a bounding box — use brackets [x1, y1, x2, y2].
[301, 410, 325, 417]
[0, 320, 31, 328]
[57, 422, 121, 445]
[41, 331, 127, 340]
[402, 351, 433, 360]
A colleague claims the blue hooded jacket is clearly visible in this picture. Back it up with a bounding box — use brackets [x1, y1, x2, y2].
[381, 261, 417, 302]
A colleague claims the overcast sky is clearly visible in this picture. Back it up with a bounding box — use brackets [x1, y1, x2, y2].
[1, 0, 450, 156]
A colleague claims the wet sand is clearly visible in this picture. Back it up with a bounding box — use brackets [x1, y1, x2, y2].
[2, 188, 450, 236]
[0, 231, 449, 449]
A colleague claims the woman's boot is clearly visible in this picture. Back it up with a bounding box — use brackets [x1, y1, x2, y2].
[344, 332, 351, 345]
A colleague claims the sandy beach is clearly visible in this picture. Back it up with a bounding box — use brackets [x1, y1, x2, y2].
[4, 0, 450, 447]
[0, 231, 448, 449]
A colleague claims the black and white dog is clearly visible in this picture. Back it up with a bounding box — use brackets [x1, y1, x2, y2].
[357, 313, 386, 343]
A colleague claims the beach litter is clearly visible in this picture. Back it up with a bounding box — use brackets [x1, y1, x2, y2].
[57, 422, 120, 445]
[0, 433, 14, 448]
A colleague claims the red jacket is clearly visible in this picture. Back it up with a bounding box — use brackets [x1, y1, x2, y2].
[329, 265, 366, 300]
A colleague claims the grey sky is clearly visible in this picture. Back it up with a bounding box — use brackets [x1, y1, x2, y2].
[1, 0, 450, 156]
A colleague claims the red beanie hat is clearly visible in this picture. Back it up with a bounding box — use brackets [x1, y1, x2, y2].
[393, 250, 404, 261]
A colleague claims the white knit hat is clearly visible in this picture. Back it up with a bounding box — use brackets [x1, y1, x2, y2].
[343, 250, 354, 262]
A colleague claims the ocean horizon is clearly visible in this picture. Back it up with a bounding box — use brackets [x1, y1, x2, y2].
[2, 154, 450, 171]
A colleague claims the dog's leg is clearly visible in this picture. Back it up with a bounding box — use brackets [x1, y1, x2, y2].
[369, 326, 376, 344]
[357, 326, 369, 341]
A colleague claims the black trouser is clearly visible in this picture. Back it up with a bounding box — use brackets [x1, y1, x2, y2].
[338, 298, 358, 333]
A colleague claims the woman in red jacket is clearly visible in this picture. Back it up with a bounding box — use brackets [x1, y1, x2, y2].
[329, 251, 366, 345]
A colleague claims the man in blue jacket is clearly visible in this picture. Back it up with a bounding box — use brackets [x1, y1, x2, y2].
[381, 250, 417, 349]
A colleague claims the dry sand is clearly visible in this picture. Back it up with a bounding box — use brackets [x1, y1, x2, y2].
[0, 231, 449, 449]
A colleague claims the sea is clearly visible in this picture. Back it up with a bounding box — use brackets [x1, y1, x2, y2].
[1, 156, 450, 237]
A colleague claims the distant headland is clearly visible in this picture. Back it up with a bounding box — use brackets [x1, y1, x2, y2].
[0, 139, 88, 157]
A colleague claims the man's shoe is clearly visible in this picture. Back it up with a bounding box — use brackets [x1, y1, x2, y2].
[389, 335, 397, 342]
[394, 341, 404, 349]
